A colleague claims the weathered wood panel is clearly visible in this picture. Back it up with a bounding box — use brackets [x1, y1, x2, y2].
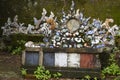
[43, 53, 55, 66]
[55, 53, 67, 67]
[67, 53, 80, 67]
[43, 48, 103, 53]
[25, 51, 39, 66]
[22, 47, 43, 66]
[80, 54, 95, 68]
[44, 67, 101, 78]
[22, 47, 102, 78]
[22, 66, 101, 78]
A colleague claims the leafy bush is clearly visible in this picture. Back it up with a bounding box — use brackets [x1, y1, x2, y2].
[11, 40, 26, 55]
[34, 66, 51, 80]
[102, 48, 120, 78]
[34, 66, 62, 80]
[102, 63, 120, 76]
[2, 33, 44, 54]
[53, 72, 62, 79]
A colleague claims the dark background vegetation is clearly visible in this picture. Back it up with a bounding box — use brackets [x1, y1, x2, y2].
[0, 0, 120, 27]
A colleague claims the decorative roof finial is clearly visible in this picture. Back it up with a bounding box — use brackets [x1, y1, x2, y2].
[42, 8, 47, 16]
[70, 0, 75, 11]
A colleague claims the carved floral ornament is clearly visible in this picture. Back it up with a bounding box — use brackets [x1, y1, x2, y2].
[1, 0, 120, 49]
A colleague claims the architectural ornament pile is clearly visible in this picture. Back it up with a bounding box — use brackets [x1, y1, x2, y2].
[1, 1, 119, 48]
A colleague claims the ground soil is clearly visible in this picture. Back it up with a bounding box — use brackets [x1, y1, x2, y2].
[0, 52, 22, 80]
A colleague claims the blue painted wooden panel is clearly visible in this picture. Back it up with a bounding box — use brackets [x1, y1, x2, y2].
[25, 51, 39, 66]
[43, 53, 55, 66]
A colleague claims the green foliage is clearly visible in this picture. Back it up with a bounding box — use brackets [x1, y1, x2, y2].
[84, 75, 91, 80]
[53, 72, 62, 79]
[2, 34, 44, 54]
[93, 77, 98, 80]
[34, 66, 51, 80]
[102, 63, 120, 76]
[102, 48, 120, 78]
[11, 40, 26, 55]
[12, 46, 22, 55]
[34, 66, 62, 80]
[9, 34, 44, 43]
[81, 75, 98, 80]
[115, 35, 120, 49]
[21, 68, 27, 76]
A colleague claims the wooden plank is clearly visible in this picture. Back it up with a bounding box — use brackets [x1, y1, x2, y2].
[43, 48, 103, 53]
[24, 46, 113, 53]
[67, 53, 80, 67]
[43, 53, 55, 66]
[25, 47, 42, 51]
[22, 66, 101, 78]
[46, 67, 101, 78]
[80, 54, 95, 68]
[22, 50, 26, 65]
[25, 51, 39, 66]
[55, 53, 67, 67]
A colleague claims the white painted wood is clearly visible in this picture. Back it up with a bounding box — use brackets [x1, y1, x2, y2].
[67, 53, 80, 67]
[55, 52, 67, 67]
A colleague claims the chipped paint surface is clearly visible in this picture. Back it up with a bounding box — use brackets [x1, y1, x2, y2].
[68, 53, 80, 67]
[55, 53, 67, 67]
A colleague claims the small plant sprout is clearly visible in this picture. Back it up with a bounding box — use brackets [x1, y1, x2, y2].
[84, 75, 91, 80]
[94, 77, 98, 80]
[21, 68, 27, 76]
[53, 72, 62, 79]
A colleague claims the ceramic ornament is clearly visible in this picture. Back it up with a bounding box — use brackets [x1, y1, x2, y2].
[74, 37, 82, 43]
[75, 9, 80, 19]
[62, 37, 66, 43]
[40, 43, 46, 47]
[95, 44, 105, 48]
[68, 44, 73, 48]
[76, 44, 83, 48]
[56, 42, 61, 47]
[63, 44, 68, 48]
[79, 12, 83, 21]
[92, 18, 102, 28]
[49, 44, 54, 48]
[73, 31, 79, 36]
[66, 37, 71, 41]
[54, 35, 61, 42]
[66, 19, 80, 33]
[65, 32, 69, 36]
